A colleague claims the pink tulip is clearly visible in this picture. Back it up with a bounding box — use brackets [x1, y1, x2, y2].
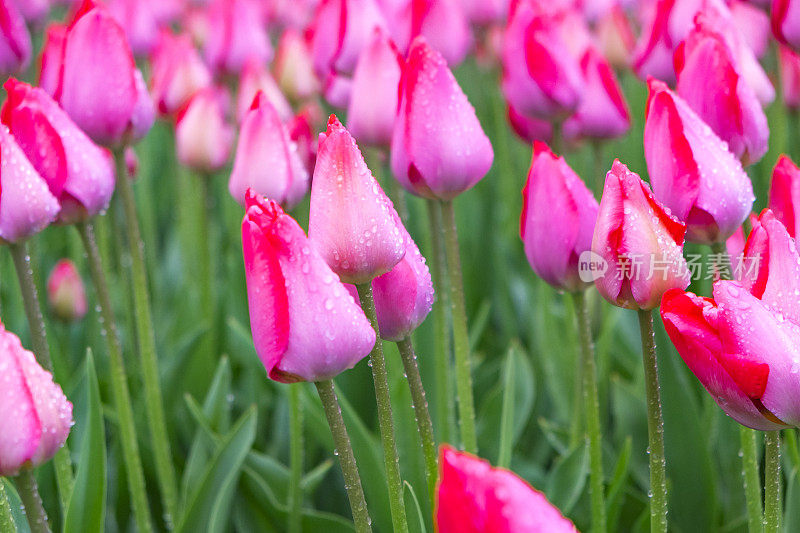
[461, 0, 508, 25]
[396, 0, 472, 66]
[236, 57, 293, 124]
[773, 0, 800, 51]
[175, 87, 234, 173]
[274, 29, 320, 104]
[271, 0, 319, 29]
[0, 126, 60, 243]
[47, 259, 87, 321]
[309, 115, 405, 284]
[106, 0, 160, 56]
[563, 45, 630, 142]
[242, 190, 376, 382]
[507, 106, 552, 144]
[391, 37, 493, 200]
[644, 79, 755, 243]
[203, 0, 272, 75]
[520, 141, 599, 292]
[0, 0, 30, 76]
[9, 0, 49, 23]
[149, 31, 212, 116]
[436, 445, 578, 533]
[346, 28, 402, 148]
[631, 0, 681, 83]
[0, 321, 73, 476]
[592, 160, 690, 310]
[229, 92, 309, 209]
[768, 155, 800, 238]
[1, 78, 115, 224]
[674, 19, 769, 166]
[730, 0, 771, 58]
[288, 106, 320, 174]
[595, 5, 636, 69]
[38, 24, 66, 97]
[55, 0, 154, 147]
[779, 45, 800, 110]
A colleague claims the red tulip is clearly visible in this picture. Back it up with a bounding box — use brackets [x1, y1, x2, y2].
[242, 191, 376, 383]
[203, 0, 272, 75]
[149, 31, 212, 116]
[0, 0, 31, 76]
[273, 29, 320, 104]
[772, 0, 800, 51]
[768, 155, 800, 238]
[175, 87, 234, 173]
[236, 56, 292, 124]
[779, 45, 800, 110]
[47, 259, 88, 322]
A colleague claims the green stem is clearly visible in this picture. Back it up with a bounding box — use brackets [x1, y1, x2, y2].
[0, 479, 16, 533]
[439, 200, 478, 454]
[764, 431, 782, 533]
[425, 200, 453, 445]
[637, 310, 668, 533]
[573, 291, 607, 533]
[356, 284, 408, 533]
[551, 120, 564, 156]
[397, 337, 438, 505]
[288, 385, 303, 533]
[314, 380, 372, 533]
[592, 141, 605, 198]
[76, 221, 154, 533]
[14, 470, 50, 533]
[8, 243, 73, 511]
[113, 150, 179, 528]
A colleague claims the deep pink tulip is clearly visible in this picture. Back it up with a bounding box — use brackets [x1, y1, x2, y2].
[2, 78, 115, 224]
[644, 79, 755, 243]
[288, 106, 320, 174]
[309, 115, 405, 284]
[391, 38, 493, 200]
[47, 259, 87, 322]
[520, 141, 599, 292]
[149, 31, 212, 116]
[175, 87, 234, 173]
[675, 20, 769, 166]
[0, 0, 31, 76]
[38, 23, 66, 96]
[0, 321, 73, 476]
[55, 0, 154, 147]
[563, 45, 630, 142]
[436, 445, 577, 533]
[779, 45, 800, 110]
[346, 28, 402, 148]
[631, 0, 682, 83]
[236, 56, 292, 124]
[229, 92, 309, 209]
[507, 106, 552, 144]
[203, 0, 272, 75]
[273, 29, 320, 104]
[592, 160, 690, 310]
[242, 190, 376, 383]
[773, 0, 800, 51]
[0, 126, 60, 243]
[397, 0, 472, 66]
[768, 155, 800, 238]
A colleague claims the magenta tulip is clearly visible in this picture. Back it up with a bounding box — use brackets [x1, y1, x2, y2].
[47, 259, 88, 322]
[149, 31, 212, 116]
[38, 23, 66, 97]
[507, 106, 553, 144]
[0, 0, 31, 76]
[772, 0, 800, 51]
[203, 0, 272, 75]
[768, 155, 800, 238]
[779, 45, 800, 110]
[175, 87, 234, 173]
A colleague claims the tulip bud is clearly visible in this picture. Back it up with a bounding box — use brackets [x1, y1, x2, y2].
[149, 31, 212, 116]
[288, 105, 320, 174]
[38, 24, 66, 97]
[0, 126, 60, 243]
[520, 142, 599, 292]
[644, 79, 755, 243]
[346, 28, 402, 148]
[2, 78, 115, 224]
[772, 0, 800, 51]
[274, 29, 320, 104]
[125, 146, 138, 179]
[106, 0, 159, 56]
[592, 160, 690, 310]
[391, 38, 493, 200]
[242, 190, 376, 383]
[779, 45, 800, 110]
[437, 445, 578, 533]
[768, 155, 800, 238]
[229, 93, 309, 209]
[0, 0, 31, 76]
[236, 57, 292, 124]
[730, 0, 770, 58]
[0, 322, 73, 476]
[309, 115, 406, 284]
[507, 106, 552, 144]
[203, 0, 272, 75]
[397, 0, 472, 66]
[631, 0, 686, 84]
[595, 5, 635, 69]
[47, 259, 88, 322]
[175, 87, 234, 173]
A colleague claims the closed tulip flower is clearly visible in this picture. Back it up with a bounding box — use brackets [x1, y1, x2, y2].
[0, 0, 31, 76]
[592, 160, 690, 310]
[229, 92, 309, 209]
[203, 0, 272, 75]
[772, 0, 800, 51]
[0, 126, 60, 243]
[520, 142, 599, 292]
[242, 190, 376, 383]
[396, 0, 472, 66]
[38, 24, 66, 96]
[391, 38, 493, 200]
[274, 29, 320, 104]
[2, 78, 115, 224]
[47, 259, 88, 322]
[731, 0, 771, 58]
[149, 31, 212, 116]
[175, 87, 234, 174]
[0, 322, 73, 476]
[106, 0, 159, 56]
[437, 445, 577, 533]
[595, 5, 635, 69]
[768, 155, 800, 238]
[309, 115, 405, 284]
[236, 57, 292, 124]
[507, 106, 553, 144]
[779, 45, 800, 110]
[644, 79, 755, 243]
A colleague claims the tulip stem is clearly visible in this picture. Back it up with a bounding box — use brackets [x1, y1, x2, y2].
[637, 310, 668, 533]
[196, 173, 217, 379]
[764, 431, 782, 533]
[314, 380, 372, 533]
[440, 200, 478, 454]
[8, 243, 74, 511]
[288, 385, 303, 533]
[573, 291, 607, 533]
[113, 150, 179, 528]
[397, 336, 438, 505]
[356, 283, 409, 533]
[15, 469, 50, 533]
[76, 221, 154, 533]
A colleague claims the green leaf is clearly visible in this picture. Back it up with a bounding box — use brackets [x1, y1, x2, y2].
[404, 481, 427, 533]
[64, 350, 106, 533]
[1, 480, 26, 533]
[785, 469, 800, 532]
[0, 479, 17, 533]
[498, 341, 520, 468]
[546, 444, 589, 515]
[606, 437, 632, 532]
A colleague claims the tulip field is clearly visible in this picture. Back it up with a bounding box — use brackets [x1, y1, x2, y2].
[3, 0, 800, 532]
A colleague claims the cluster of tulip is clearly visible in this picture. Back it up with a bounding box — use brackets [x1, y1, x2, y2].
[1, 0, 800, 531]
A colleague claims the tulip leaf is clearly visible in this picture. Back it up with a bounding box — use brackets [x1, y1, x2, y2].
[0, 479, 17, 533]
[784, 468, 800, 532]
[404, 481, 427, 533]
[606, 437, 632, 533]
[64, 350, 106, 533]
[546, 444, 589, 514]
[498, 341, 522, 468]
